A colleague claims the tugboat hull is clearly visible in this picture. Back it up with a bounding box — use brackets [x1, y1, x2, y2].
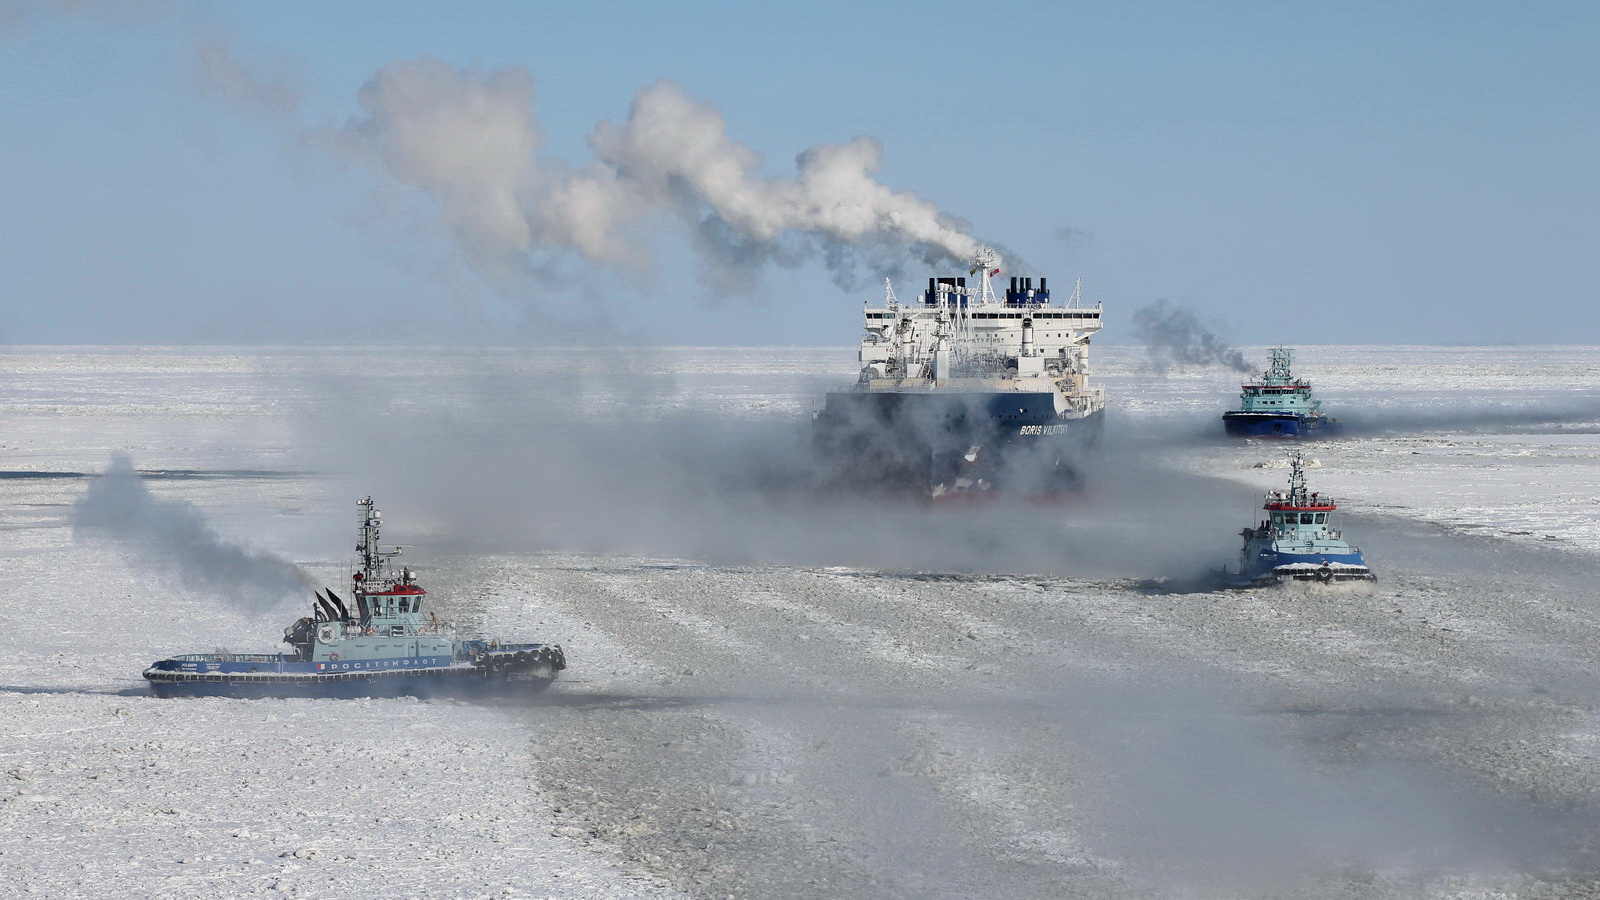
[1241, 557, 1375, 586]
[144, 645, 565, 699]
[1222, 412, 1342, 439]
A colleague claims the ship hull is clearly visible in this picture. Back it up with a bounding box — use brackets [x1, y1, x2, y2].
[144, 667, 558, 700]
[144, 645, 563, 699]
[814, 390, 1102, 497]
[1235, 551, 1374, 587]
[1222, 411, 1343, 439]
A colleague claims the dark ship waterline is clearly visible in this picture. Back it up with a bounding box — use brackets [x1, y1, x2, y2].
[814, 249, 1105, 498]
[144, 498, 565, 698]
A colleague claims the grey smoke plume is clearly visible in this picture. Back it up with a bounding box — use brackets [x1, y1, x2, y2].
[1131, 299, 1254, 374]
[195, 40, 303, 114]
[72, 452, 312, 610]
[322, 60, 989, 291]
[0, 0, 166, 39]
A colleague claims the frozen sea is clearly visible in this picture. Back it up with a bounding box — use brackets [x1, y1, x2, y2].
[2, 344, 1598, 899]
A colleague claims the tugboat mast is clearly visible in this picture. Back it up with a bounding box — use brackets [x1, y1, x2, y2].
[355, 496, 404, 587]
[1285, 452, 1311, 506]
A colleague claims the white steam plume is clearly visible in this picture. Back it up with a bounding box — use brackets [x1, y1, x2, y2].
[323, 60, 990, 291]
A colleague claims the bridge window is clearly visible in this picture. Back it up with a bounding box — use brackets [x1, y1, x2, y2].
[1315, 513, 1327, 523]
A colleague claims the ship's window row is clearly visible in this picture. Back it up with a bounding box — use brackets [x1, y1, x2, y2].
[863, 312, 1099, 320]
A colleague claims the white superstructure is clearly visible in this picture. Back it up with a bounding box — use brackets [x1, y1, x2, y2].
[853, 249, 1105, 419]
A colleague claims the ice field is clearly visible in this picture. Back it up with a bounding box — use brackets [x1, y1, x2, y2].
[2, 345, 1599, 899]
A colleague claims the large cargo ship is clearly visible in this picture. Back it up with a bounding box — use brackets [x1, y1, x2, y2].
[813, 249, 1105, 498]
[1222, 347, 1343, 438]
[143, 497, 565, 698]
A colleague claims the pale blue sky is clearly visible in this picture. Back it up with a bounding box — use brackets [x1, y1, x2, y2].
[2, 0, 1595, 345]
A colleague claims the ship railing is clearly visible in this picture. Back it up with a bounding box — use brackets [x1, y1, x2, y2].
[165, 652, 285, 663]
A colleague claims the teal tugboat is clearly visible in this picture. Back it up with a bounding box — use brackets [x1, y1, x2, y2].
[144, 498, 565, 698]
[1229, 453, 1375, 586]
[1222, 347, 1342, 438]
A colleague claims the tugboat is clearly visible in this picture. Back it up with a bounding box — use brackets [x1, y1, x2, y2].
[813, 248, 1105, 498]
[144, 498, 565, 698]
[1222, 347, 1342, 438]
[1228, 453, 1375, 586]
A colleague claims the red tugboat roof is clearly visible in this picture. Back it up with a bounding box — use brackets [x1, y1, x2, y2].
[1265, 502, 1337, 511]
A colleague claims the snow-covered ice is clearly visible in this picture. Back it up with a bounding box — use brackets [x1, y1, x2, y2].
[3, 344, 1599, 899]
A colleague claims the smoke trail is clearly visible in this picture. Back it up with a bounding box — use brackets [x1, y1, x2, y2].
[72, 452, 312, 611]
[1131, 299, 1254, 374]
[194, 40, 303, 115]
[318, 61, 990, 292]
[0, 0, 164, 39]
[1338, 399, 1600, 437]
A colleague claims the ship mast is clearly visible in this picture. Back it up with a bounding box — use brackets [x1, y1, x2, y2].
[974, 247, 998, 305]
[945, 247, 1000, 374]
[1285, 452, 1309, 506]
[355, 497, 403, 587]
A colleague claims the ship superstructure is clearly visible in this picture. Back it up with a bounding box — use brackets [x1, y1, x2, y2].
[813, 248, 1105, 497]
[1231, 453, 1374, 586]
[1222, 347, 1342, 438]
[144, 498, 565, 698]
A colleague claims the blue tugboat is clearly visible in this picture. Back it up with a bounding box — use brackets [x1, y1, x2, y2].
[1222, 347, 1342, 438]
[144, 498, 565, 698]
[1229, 454, 1375, 586]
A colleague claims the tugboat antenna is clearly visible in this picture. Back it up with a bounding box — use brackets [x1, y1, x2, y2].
[1287, 451, 1308, 505]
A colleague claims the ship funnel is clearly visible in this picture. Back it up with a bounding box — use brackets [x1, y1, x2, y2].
[326, 590, 351, 621]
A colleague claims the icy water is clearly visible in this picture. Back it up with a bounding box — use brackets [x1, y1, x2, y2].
[2, 345, 1599, 899]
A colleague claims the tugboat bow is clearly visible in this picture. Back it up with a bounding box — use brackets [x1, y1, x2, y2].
[1229, 453, 1375, 587]
[1222, 347, 1343, 439]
